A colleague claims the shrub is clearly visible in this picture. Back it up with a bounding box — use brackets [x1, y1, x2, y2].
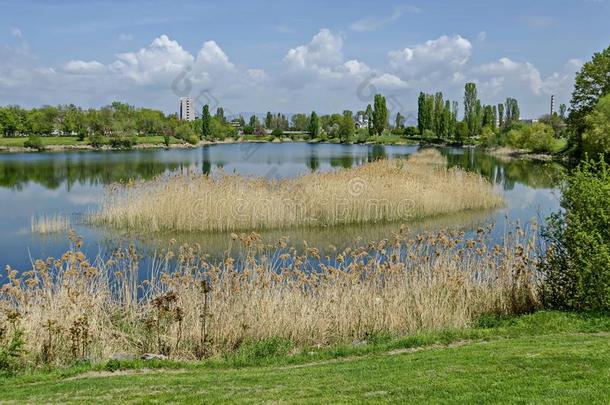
[404, 126, 419, 137]
[88, 134, 104, 148]
[271, 128, 283, 138]
[24, 135, 44, 151]
[109, 136, 136, 149]
[540, 159, 610, 311]
[0, 325, 25, 376]
[242, 125, 254, 135]
[507, 123, 556, 153]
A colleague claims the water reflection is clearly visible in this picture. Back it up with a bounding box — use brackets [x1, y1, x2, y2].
[0, 143, 564, 271]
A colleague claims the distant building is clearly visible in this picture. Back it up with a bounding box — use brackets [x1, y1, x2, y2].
[355, 113, 369, 129]
[179, 97, 194, 121]
[519, 119, 539, 125]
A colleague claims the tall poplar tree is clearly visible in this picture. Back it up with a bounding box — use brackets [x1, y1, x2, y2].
[464, 82, 478, 137]
[201, 105, 211, 139]
[308, 111, 319, 139]
[373, 94, 388, 136]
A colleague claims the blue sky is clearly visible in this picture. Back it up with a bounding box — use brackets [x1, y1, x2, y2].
[1, 0, 609, 118]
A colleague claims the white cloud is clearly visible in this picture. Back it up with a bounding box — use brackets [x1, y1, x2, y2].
[350, 5, 421, 32]
[477, 31, 487, 42]
[388, 34, 472, 91]
[64, 60, 107, 75]
[0, 29, 582, 116]
[475, 57, 543, 94]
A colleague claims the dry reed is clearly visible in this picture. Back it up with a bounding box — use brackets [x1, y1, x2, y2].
[0, 224, 539, 366]
[30, 214, 71, 234]
[91, 150, 503, 233]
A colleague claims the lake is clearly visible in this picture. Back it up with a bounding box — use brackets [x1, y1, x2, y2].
[0, 142, 564, 271]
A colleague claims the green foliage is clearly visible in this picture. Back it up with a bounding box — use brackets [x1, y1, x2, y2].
[0, 326, 25, 376]
[88, 134, 104, 148]
[506, 122, 556, 153]
[582, 93, 610, 159]
[541, 159, 610, 311]
[242, 125, 254, 135]
[372, 94, 388, 136]
[568, 44, 610, 151]
[308, 111, 319, 138]
[455, 121, 469, 143]
[227, 337, 293, 366]
[271, 128, 283, 138]
[338, 110, 355, 142]
[24, 135, 45, 151]
[464, 82, 478, 137]
[108, 136, 136, 149]
[201, 105, 211, 139]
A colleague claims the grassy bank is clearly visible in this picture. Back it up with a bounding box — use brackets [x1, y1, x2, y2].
[1, 312, 608, 403]
[91, 149, 503, 232]
[0, 135, 185, 149]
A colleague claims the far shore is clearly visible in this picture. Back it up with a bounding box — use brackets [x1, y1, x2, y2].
[0, 135, 560, 161]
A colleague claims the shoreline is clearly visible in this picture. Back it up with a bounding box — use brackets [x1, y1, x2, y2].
[0, 137, 560, 161]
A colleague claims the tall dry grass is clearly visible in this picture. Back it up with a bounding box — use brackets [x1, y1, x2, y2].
[30, 214, 71, 234]
[0, 225, 539, 366]
[91, 149, 503, 232]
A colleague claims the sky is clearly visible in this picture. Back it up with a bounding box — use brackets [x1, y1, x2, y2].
[0, 0, 609, 119]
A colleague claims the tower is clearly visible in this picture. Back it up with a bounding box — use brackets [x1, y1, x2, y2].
[179, 97, 194, 121]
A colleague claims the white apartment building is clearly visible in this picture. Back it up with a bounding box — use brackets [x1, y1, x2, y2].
[179, 97, 195, 121]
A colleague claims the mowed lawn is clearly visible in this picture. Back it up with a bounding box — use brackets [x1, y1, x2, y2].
[0, 136, 183, 148]
[1, 315, 609, 404]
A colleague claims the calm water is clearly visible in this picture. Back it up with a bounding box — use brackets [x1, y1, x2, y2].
[0, 143, 564, 271]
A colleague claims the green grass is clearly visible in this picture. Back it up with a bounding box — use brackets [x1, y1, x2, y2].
[1, 311, 609, 403]
[0, 135, 185, 148]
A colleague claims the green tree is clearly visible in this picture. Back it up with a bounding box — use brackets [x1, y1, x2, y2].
[338, 111, 355, 142]
[201, 105, 212, 139]
[498, 103, 505, 129]
[433, 92, 444, 136]
[291, 113, 309, 131]
[265, 111, 273, 129]
[215, 107, 225, 124]
[395, 112, 404, 129]
[308, 111, 319, 139]
[365, 104, 374, 136]
[505, 98, 520, 127]
[439, 100, 451, 139]
[568, 45, 610, 154]
[373, 94, 388, 136]
[582, 93, 610, 158]
[417, 92, 426, 135]
[464, 82, 478, 137]
[541, 158, 610, 311]
[559, 104, 567, 120]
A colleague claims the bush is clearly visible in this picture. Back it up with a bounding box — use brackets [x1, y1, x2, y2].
[507, 122, 556, 153]
[109, 136, 136, 149]
[271, 128, 284, 138]
[404, 126, 419, 137]
[242, 125, 255, 135]
[0, 326, 25, 376]
[226, 337, 293, 366]
[540, 159, 610, 311]
[24, 135, 45, 151]
[88, 134, 104, 148]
